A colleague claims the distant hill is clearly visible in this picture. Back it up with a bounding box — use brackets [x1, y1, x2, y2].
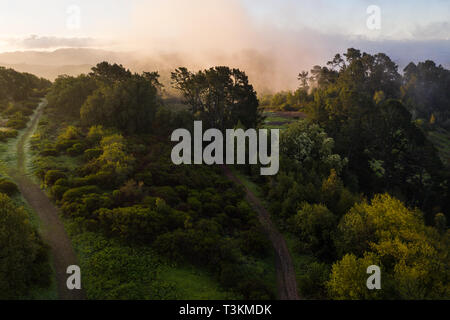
[1, 43, 448, 90]
[0, 48, 129, 80]
[0, 63, 91, 81]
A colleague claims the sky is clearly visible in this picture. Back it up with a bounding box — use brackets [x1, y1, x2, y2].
[0, 0, 448, 50]
[0, 0, 448, 90]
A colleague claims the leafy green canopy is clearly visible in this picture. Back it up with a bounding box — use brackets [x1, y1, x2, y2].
[171, 66, 262, 130]
[328, 194, 449, 300]
[302, 49, 448, 219]
[0, 67, 50, 102]
[46, 62, 162, 135]
[402, 60, 450, 128]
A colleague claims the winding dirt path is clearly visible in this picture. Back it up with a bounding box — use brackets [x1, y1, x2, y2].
[222, 166, 300, 300]
[8, 100, 85, 300]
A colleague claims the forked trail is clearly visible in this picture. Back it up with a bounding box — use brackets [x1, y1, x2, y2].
[222, 165, 300, 300]
[8, 100, 85, 300]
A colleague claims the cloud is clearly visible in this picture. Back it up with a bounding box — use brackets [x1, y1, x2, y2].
[1, 1, 448, 91]
[412, 22, 450, 40]
[4, 34, 111, 50]
[118, 0, 448, 92]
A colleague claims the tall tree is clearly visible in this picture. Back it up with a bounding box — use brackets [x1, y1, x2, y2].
[171, 66, 262, 130]
[304, 49, 448, 218]
[81, 71, 161, 134]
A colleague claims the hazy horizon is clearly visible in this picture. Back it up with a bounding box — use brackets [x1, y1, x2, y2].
[0, 0, 449, 91]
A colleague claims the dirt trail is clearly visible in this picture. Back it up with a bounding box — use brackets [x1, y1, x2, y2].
[8, 100, 85, 300]
[222, 166, 300, 300]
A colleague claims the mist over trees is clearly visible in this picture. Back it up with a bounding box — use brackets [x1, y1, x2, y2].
[402, 60, 450, 128]
[290, 49, 449, 221]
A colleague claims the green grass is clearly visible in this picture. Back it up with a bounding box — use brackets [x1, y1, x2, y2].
[283, 233, 318, 288]
[158, 265, 237, 300]
[231, 167, 263, 198]
[262, 111, 298, 130]
[65, 224, 238, 300]
[263, 124, 290, 130]
[0, 126, 25, 172]
[264, 115, 291, 123]
[0, 103, 41, 176]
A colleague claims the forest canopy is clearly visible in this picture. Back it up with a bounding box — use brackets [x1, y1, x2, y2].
[3, 49, 448, 300]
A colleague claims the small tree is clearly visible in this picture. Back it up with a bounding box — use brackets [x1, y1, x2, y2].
[0, 193, 51, 298]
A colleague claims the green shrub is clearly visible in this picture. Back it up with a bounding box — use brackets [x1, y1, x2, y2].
[187, 196, 201, 211]
[82, 193, 113, 213]
[58, 126, 82, 141]
[87, 125, 109, 145]
[95, 206, 169, 241]
[0, 193, 51, 299]
[62, 185, 101, 203]
[152, 186, 180, 206]
[297, 262, 330, 299]
[84, 148, 102, 161]
[0, 179, 19, 196]
[6, 118, 27, 130]
[44, 170, 67, 187]
[113, 180, 144, 205]
[61, 201, 87, 217]
[38, 119, 49, 126]
[67, 143, 85, 156]
[51, 185, 69, 201]
[79, 171, 116, 188]
[239, 226, 271, 258]
[21, 108, 34, 116]
[54, 178, 70, 187]
[0, 129, 18, 141]
[289, 202, 337, 260]
[5, 111, 28, 129]
[40, 148, 59, 156]
[72, 177, 90, 187]
[55, 139, 75, 152]
[134, 171, 153, 186]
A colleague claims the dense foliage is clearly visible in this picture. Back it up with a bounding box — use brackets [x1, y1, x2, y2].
[30, 62, 275, 299]
[0, 193, 51, 299]
[402, 60, 450, 129]
[293, 49, 449, 221]
[0, 67, 51, 140]
[250, 49, 450, 299]
[17, 51, 450, 300]
[328, 194, 449, 299]
[171, 66, 262, 130]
